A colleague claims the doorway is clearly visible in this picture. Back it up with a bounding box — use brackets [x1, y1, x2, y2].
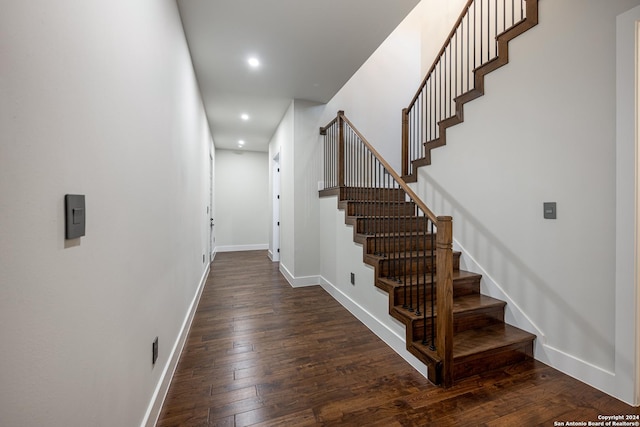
[271, 153, 281, 262]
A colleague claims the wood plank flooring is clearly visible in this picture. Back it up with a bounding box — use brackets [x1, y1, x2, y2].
[156, 251, 638, 426]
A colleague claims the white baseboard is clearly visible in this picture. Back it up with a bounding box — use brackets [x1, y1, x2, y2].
[318, 276, 430, 381]
[279, 262, 321, 288]
[141, 264, 210, 427]
[214, 244, 268, 253]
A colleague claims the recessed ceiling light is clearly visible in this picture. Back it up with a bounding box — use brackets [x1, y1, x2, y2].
[247, 57, 260, 68]
[241, 113, 250, 121]
[238, 140, 245, 146]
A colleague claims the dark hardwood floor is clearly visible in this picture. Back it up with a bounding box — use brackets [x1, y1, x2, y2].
[156, 251, 638, 426]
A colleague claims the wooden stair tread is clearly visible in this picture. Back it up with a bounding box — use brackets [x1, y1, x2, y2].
[392, 294, 506, 321]
[411, 323, 534, 361]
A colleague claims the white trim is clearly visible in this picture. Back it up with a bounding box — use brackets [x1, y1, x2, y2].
[279, 262, 321, 288]
[616, 5, 640, 407]
[141, 264, 210, 427]
[318, 275, 430, 381]
[636, 19, 640, 407]
[214, 244, 269, 253]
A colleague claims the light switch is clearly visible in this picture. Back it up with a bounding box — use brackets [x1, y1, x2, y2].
[72, 207, 84, 225]
[65, 194, 86, 239]
[543, 202, 556, 219]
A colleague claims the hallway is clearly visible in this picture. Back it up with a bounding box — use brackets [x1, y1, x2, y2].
[156, 251, 638, 426]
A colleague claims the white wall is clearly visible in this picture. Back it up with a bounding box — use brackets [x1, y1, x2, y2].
[0, 1, 213, 426]
[270, 102, 295, 271]
[293, 100, 323, 277]
[416, 0, 640, 404]
[269, 100, 323, 285]
[214, 149, 269, 251]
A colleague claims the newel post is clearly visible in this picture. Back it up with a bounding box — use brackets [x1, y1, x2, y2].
[337, 110, 345, 188]
[401, 108, 409, 177]
[436, 216, 454, 387]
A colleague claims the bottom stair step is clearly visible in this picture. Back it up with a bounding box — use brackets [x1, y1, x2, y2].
[411, 323, 535, 384]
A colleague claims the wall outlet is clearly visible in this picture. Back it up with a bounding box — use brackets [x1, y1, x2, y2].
[152, 337, 158, 365]
[350, 272, 355, 285]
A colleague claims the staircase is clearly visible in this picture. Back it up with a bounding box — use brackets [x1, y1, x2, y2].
[318, 0, 540, 387]
[321, 182, 534, 385]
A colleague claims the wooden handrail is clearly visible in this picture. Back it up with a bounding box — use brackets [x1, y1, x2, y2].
[319, 117, 338, 135]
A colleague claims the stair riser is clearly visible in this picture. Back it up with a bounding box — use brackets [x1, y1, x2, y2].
[346, 202, 416, 217]
[341, 187, 405, 201]
[390, 278, 480, 303]
[379, 258, 434, 277]
[374, 253, 460, 277]
[409, 308, 505, 342]
[452, 342, 534, 380]
[365, 234, 435, 255]
[355, 217, 429, 234]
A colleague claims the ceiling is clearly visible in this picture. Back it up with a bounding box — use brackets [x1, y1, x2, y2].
[176, 0, 421, 152]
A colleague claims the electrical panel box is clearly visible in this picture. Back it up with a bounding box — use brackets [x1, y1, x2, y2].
[65, 194, 86, 239]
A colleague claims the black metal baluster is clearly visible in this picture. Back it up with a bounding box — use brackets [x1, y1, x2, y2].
[432, 71, 435, 141]
[466, 7, 471, 90]
[415, 205, 422, 318]
[396, 183, 402, 284]
[430, 221, 436, 350]
[454, 30, 458, 102]
[374, 160, 379, 256]
[480, 0, 483, 65]
[421, 212, 429, 345]
[503, 0, 506, 33]
[368, 151, 373, 236]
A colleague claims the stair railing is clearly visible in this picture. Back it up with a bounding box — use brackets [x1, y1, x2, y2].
[402, 0, 538, 178]
[320, 111, 455, 386]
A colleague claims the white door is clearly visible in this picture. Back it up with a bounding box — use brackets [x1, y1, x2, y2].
[272, 153, 281, 262]
[209, 151, 215, 261]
